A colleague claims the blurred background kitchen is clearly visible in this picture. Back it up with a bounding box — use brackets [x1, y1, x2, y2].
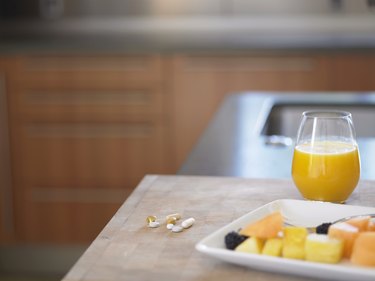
[1, 0, 375, 280]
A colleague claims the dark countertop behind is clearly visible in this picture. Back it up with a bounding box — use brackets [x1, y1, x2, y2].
[178, 92, 375, 180]
[1, 16, 375, 54]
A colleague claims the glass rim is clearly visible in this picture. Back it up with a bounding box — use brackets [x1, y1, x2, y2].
[302, 110, 352, 119]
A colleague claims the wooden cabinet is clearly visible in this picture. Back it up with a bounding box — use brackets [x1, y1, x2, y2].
[0, 58, 14, 243]
[2, 51, 375, 244]
[330, 53, 375, 91]
[6, 55, 173, 243]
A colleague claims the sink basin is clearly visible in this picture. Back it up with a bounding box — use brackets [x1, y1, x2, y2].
[262, 103, 375, 139]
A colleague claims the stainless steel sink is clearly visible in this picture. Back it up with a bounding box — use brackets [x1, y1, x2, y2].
[261, 103, 375, 139]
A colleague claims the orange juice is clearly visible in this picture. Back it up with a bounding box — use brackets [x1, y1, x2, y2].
[292, 141, 360, 203]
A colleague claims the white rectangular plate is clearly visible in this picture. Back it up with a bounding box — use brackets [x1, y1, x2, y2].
[196, 199, 375, 281]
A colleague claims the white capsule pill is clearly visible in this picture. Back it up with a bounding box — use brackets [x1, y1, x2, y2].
[171, 225, 183, 233]
[166, 223, 174, 230]
[148, 221, 160, 228]
[181, 218, 195, 229]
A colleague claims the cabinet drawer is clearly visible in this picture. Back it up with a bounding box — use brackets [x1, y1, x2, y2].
[11, 119, 171, 243]
[11, 86, 165, 118]
[17, 55, 164, 83]
[12, 120, 170, 186]
[9, 55, 166, 117]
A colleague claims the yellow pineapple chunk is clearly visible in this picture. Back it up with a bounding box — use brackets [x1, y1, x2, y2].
[282, 226, 308, 260]
[235, 237, 264, 254]
[305, 234, 344, 264]
[262, 238, 283, 257]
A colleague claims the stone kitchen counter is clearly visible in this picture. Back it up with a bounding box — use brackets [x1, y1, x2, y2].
[178, 92, 375, 180]
[1, 15, 375, 53]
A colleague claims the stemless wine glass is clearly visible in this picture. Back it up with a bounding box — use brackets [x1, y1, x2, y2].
[291, 111, 360, 203]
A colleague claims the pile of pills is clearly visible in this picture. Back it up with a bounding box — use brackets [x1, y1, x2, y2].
[146, 213, 195, 233]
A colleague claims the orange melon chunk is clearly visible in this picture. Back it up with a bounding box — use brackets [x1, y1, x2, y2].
[351, 232, 375, 267]
[346, 216, 370, 232]
[328, 222, 359, 259]
[367, 218, 375, 231]
[239, 212, 283, 239]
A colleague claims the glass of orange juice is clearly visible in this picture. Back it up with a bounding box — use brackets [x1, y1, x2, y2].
[291, 111, 360, 203]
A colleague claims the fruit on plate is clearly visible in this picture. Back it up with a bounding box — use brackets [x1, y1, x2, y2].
[225, 211, 375, 267]
[368, 218, 375, 231]
[239, 211, 283, 239]
[316, 222, 332, 234]
[235, 237, 264, 254]
[346, 216, 371, 232]
[224, 231, 248, 250]
[262, 238, 283, 257]
[282, 226, 308, 260]
[305, 234, 344, 264]
[328, 222, 359, 258]
[351, 232, 375, 266]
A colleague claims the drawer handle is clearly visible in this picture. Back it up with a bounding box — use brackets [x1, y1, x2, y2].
[184, 57, 314, 72]
[26, 123, 153, 138]
[23, 91, 151, 105]
[24, 56, 153, 71]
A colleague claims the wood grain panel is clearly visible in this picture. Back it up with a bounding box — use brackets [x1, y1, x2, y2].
[18, 55, 164, 85]
[0, 69, 14, 242]
[5, 55, 173, 243]
[23, 56, 156, 71]
[14, 89, 164, 118]
[331, 54, 375, 91]
[170, 53, 330, 167]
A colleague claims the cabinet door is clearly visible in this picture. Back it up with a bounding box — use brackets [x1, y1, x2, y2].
[7, 55, 172, 243]
[331, 54, 375, 91]
[171, 54, 330, 167]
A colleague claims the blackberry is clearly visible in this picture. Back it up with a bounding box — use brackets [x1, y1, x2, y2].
[316, 222, 332, 234]
[224, 231, 247, 250]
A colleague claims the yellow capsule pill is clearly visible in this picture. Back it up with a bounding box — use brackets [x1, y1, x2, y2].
[146, 215, 157, 224]
[166, 217, 177, 225]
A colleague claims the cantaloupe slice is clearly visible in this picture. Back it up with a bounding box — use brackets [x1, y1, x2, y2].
[328, 222, 359, 259]
[345, 216, 370, 232]
[351, 232, 375, 267]
[367, 218, 375, 231]
[239, 212, 283, 239]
